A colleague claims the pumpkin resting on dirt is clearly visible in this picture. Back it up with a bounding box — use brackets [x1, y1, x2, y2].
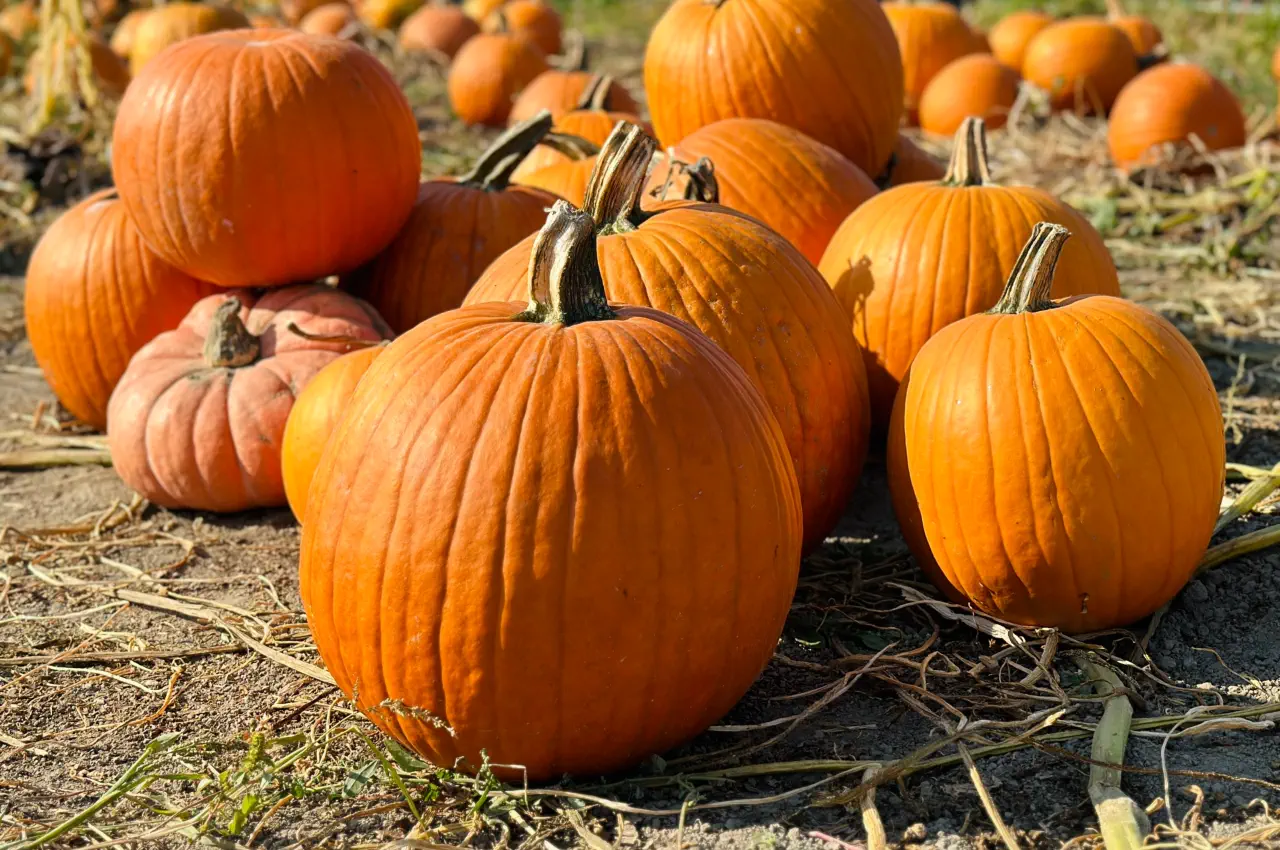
[1107, 63, 1246, 171]
[447, 30, 548, 127]
[1021, 17, 1138, 114]
[888, 223, 1224, 633]
[301, 200, 803, 780]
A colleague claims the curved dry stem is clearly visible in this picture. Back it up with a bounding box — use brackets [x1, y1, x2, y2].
[581, 122, 658, 234]
[461, 110, 556, 190]
[203, 298, 261, 368]
[943, 117, 993, 188]
[522, 200, 615, 326]
[989, 223, 1071, 315]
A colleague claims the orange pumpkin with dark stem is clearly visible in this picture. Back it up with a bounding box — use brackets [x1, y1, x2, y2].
[25, 190, 219, 430]
[484, 0, 559, 56]
[644, 0, 903, 177]
[107, 286, 391, 513]
[344, 113, 561, 333]
[1022, 18, 1137, 114]
[1108, 63, 1245, 170]
[448, 30, 548, 127]
[882, 2, 979, 124]
[987, 9, 1051, 71]
[468, 125, 871, 551]
[127, 2, 250, 74]
[888, 223, 1223, 633]
[1105, 0, 1162, 55]
[398, 3, 479, 57]
[301, 201, 802, 780]
[299, 3, 358, 36]
[918, 53, 1019, 136]
[508, 70, 639, 126]
[113, 30, 420, 289]
[878, 134, 945, 187]
[818, 118, 1119, 432]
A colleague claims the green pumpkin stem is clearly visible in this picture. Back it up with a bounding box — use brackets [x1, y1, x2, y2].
[523, 200, 616, 326]
[582, 121, 657, 235]
[203, 298, 261, 368]
[989, 223, 1072, 315]
[942, 117, 993, 188]
[575, 74, 614, 111]
[460, 110, 555, 190]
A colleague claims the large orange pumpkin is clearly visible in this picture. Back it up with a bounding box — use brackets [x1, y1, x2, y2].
[987, 9, 1052, 71]
[107, 286, 391, 513]
[299, 3, 358, 37]
[508, 70, 639, 126]
[1105, 0, 1162, 55]
[127, 2, 249, 74]
[467, 124, 871, 551]
[447, 31, 548, 126]
[888, 223, 1224, 633]
[113, 30, 420, 289]
[643, 0, 903, 177]
[817, 118, 1119, 431]
[878, 134, 946, 187]
[344, 113, 561, 333]
[301, 200, 802, 780]
[109, 9, 150, 59]
[483, 0, 559, 57]
[398, 3, 479, 57]
[1108, 63, 1245, 170]
[918, 53, 1019, 137]
[24, 190, 219, 430]
[1022, 18, 1138, 114]
[882, 2, 979, 124]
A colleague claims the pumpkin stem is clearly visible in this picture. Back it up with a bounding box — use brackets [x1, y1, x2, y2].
[285, 321, 388, 349]
[460, 110, 555, 190]
[582, 121, 657, 235]
[1104, 0, 1126, 18]
[574, 74, 614, 111]
[649, 155, 720, 203]
[989, 223, 1072, 315]
[522, 200, 616, 326]
[203, 298, 261, 368]
[537, 131, 601, 161]
[942, 117, 993, 187]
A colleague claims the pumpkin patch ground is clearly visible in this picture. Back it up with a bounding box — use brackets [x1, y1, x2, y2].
[5, 2, 1280, 848]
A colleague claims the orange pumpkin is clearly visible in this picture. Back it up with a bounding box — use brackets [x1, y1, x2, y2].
[511, 106, 642, 178]
[644, 0, 903, 177]
[358, 0, 422, 29]
[484, 0, 559, 57]
[0, 2, 38, 42]
[462, 0, 505, 21]
[817, 118, 1120, 431]
[468, 124, 871, 551]
[1022, 18, 1137, 114]
[344, 113, 561, 333]
[508, 70, 639, 126]
[878, 134, 946, 187]
[113, 30, 420, 289]
[108, 286, 391, 513]
[398, 3, 479, 56]
[647, 118, 878, 266]
[0, 32, 10, 77]
[882, 2, 979, 124]
[26, 34, 132, 99]
[281, 0, 346, 25]
[1109, 63, 1245, 171]
[447, 31, 548, 127]
[918, 53, 1019, 137]
[512, 150, 596, 207]
[299, 3, 358, 36]
[249, 13, 283, 28]
[987, 9, 1052, 71]
[1105, 0, 1162, 55]
[109, 9, 150, 59]
[888, 223, 1223, 633]
[24, 190, 219, 430]
[128, 2, 250, 74]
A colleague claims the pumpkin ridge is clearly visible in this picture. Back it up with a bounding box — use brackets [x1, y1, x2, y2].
[722, 127, 822, 232]
[878, 186, 944, 380]
[84, 205, 119, 405]
[921, 187, 965, 348]
[159, 47, 219, 267]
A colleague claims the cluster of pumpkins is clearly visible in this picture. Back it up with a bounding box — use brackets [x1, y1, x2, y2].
[22, 0, 1228, 780]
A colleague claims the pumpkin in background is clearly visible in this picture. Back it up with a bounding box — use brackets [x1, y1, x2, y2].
[1105, 0, 1162, 55]
[484, 0, 560, 57]
[447, 30, 547, 126]
[26, 35, 132, 99]
[398, 3, 479, 57]
[511, 144, 597, 207]
[109, 9, 149, 59]
[281, 0, 346, 25]
[282, 343, 387, 520]
[878, 134, 946, 187]
[113, 30, 420, 289]
[511, 101, 646, 177]
[108, 286, 391, 513]
[0, 2, 37, 41]
[468, 125, 871, 551]
[1022, 18, 1137, 114]
[818, 118, 1119, 431]
[128, 3, 250, 74]
[302, 201, 802, 780]
[250, 13, 283, 28]
[647, 118, 878, 266]
[970, 26, 990, 53]
[987, 9, 1051, 71]
[299, 3, 358, 36]
[508, 70, 639, 125]
[24, 190, 219, 431]
[358, 0, 422, 29]
[918, 53, 1019, 136]
[882, 2, 979, 124]
[888, 223, 1224, 633]
[462, 0, 504, 21]
[1108, 63, 1245, 170]
[345, 112, 560, 333]
[644, 0, 903, 178]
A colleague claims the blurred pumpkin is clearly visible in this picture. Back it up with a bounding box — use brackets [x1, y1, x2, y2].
[882, 1, 978, 124]
[1105, 0, 1162, 55]
[358, 0, 421, 29]
[508, 69, 639, 125]
[512, 145, 596, 206]
[109, 9, 150, 59]
[447, 30, 547, 126]
[281, 0, 346, 25]
[0, 2, 38, 42]
[511, 92, 645, 177]
[1108, 63, 1245, 170]
[1022, 18, 1137, 114]
[128, 2, 249, 74]
[299, 3, 358, 36]
[877, 134, 946, 187]
[250, 13, 284, 28]
[918, 53, 1019, 137]
[25, 34, 132, 99]
[483, 0, 559, 56]
[987, 9, 1052, 71]
[398, 3, 479, 57]
[0, 32, 9, 76]
[462, 0, 504, 21]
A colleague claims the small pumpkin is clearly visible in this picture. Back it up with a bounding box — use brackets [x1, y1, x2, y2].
[358, 0, 422, 29]
[344, 113, 561, 333]
[644, 0, 903, 177]
[281, 0, 346, 25]
[109, 9, 150, 59]
[877, 134, 946, 187]
[888, 223, 1224, 633]
[882, 1, 980, 124]
[113, 29, 421, 289]
[108, 286, 392, 513]
[508, 70, 639, 126]
[987, 9, 1052, 71]
[398, 3, 479, 57]
[918, 53, 1020, 137]
[1108, 63, 1245, 171]
[447, 30, 548, 127]
[0, 1, 38, 42]
[1022, 18, 1137, 114]
[484, 0, 560, 57]
[128, 2, 250, 74]
[299, 3, 358, 37]
[468, 124, 871, 551]
[1105, 0, 1162, 55]
[25, 190, 219, 430]
[818, 118, 1120, 431]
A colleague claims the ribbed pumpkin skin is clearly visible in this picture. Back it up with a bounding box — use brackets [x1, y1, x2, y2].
[919, 54, 1019, 136]
[987, 10, 1051, 71]
[508, 71, 640, 125]
[1108, 64, 1245, 169]
[112, 30, 420, 289]
[398, 5, 479, 56]
[467, 204, 871, 551]
[343, 180, 557, 333]
[883, 135, 945, 186]
[448, 33, 548, 127]
[25, 190, 219, 430]
[882, 2, 979, 124]
[643, 0, 903, 177]
[484, 0, 560, 56]
[300, 302, 802, 780]
[1022, 19, 1137, 114]
[300, 4, 357, 37]
[513, 156, 595, 207]
[512, 110, 645, 177]
[128, 3, 249, 73]
[107, 286, 391, 513]
[888, 294, 1224, 633]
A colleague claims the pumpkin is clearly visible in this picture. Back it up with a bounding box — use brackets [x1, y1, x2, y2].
[113, 30, 420, 289]
[344, 113, 561, 333]
[1105, 0, 1162, 55]
[301, 200, 802, 780]
[250, 14, 283, 28]
[643, 0, 903, 177]
[1022, 18, 1137, 114]
[877, 134, 946, 187]
[109, 9, 150, 59]
[281, 0, 345, 25]
[299, 3, 358, 37]
[0, 2, 37, 41]
[817, 118, 1120, 431]
[970, 26, 990, 54]
[888, 223, 1224, 633]
[882, 2, 980, 124]
[26, 35, 132, 99]
[467, 124, 871, 551]
[646, 118, 878, 266]
[282, 342, 387, 520]
[508, 70, 640, 126]
[0, 32, 10, 77]
[398, 3, 479, 57]
[128, 3, 249, 74]
[462, 0, 504, 21]
[358, 0, 422, 29]
[987, 9, 1052, 71]
[447, 31, 548, 127]
[1108, 63, 1245, 171]
[918, 53, 1019, 137]
[24, 190, 219, 430]
[511, 143, 598, 207]
[108, 286, 392, 513]
[511, 107, 643, 179]
[484, 0, 559, 57]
